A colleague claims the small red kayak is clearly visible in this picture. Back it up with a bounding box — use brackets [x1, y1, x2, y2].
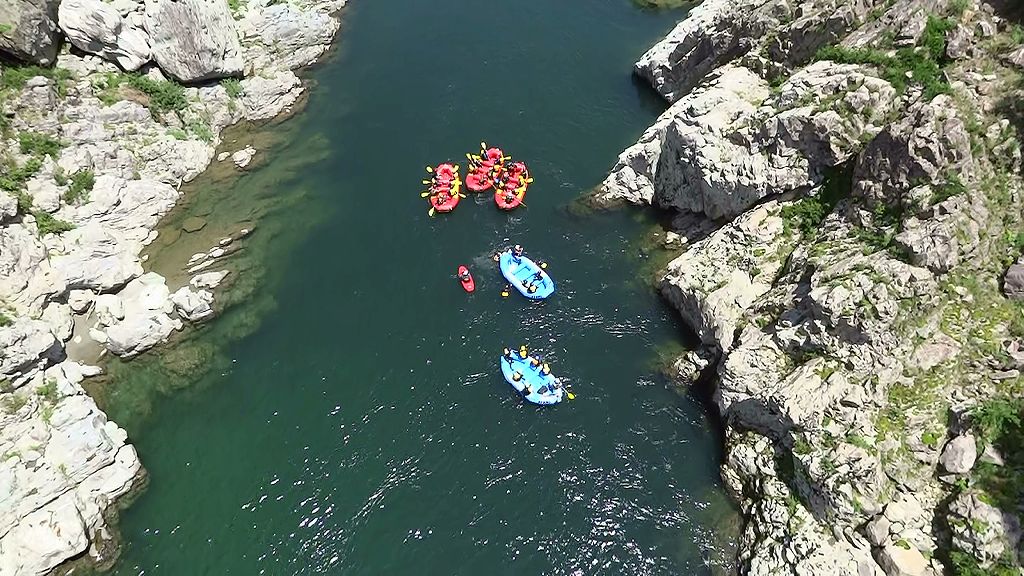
[457, 265, 475, 292]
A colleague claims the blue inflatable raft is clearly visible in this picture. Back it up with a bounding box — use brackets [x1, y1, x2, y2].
[499, 349, 564, 405]
[499, 250, 554, 300]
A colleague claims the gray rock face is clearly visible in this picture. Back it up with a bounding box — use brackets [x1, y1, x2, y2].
[144, 0, 243, 82]
[634, 0, 770, 102]
[238, 2, 339, 72]
[853, 95, 974, 211]
[0, 319, 60, 380]
[877, 543, 928, 576]
[0, 0, 61, 64]
[948, 491, 1022, 568]
[601, 61, 895, 219]
[1003, 258, 1024, 300]
[0, 364, 142, 576]
[58, 0, 151, 71]
[938, 434, 977, 474]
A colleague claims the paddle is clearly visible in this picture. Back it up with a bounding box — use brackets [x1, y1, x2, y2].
[500, 284, 510, 298]
[428, 207, 436, 217]
[425, 165, 433, 173]
[420, 191, 432, 197]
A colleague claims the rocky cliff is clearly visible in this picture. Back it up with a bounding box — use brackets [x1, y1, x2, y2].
[603, 0, 1024, 575]
[0, 0, 346, 573]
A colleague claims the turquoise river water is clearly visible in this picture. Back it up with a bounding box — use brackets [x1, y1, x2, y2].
[99, 1, 737, 574]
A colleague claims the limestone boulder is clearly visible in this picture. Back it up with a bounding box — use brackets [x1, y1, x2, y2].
[0, 0, 61, 64]
[170, 286, 214, 322]
[58, 0, 151, 71]
[0, 319, 60, 379]
[948, 490, 1022, 568]
[144, 0, 243, 82]
[938, 434, 977, 474]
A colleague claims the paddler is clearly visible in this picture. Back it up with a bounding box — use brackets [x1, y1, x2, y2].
[458, 269, 471, 282]
[503, 191, 516, 205]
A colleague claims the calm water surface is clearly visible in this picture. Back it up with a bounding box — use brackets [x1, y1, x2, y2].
[104, 1, 736, 574]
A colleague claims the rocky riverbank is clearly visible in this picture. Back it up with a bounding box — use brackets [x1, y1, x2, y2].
[0, 0, 346, 572]
[602, 0, 1024, 574]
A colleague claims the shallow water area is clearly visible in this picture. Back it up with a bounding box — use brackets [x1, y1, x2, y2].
[104, 1, 739, 574]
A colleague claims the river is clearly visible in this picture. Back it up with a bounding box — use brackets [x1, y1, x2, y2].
[99, 1, 737, 573]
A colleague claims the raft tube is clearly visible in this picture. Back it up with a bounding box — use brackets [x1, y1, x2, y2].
[465, 168, 493, 192]
[480, 147, 503, 167]
[499, 349, 564, 405]
[494, 179, 526, 210]
[428, 164, 462, 213]
[499, 250, 554, 300]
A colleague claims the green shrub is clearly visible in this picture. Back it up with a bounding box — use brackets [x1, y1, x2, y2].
[64, 170, 95, 204]
[949, 0, 969, 16]
[0, 66, 73, 96]
[36, 380, 58, 403]
[18, 132, 63, 158]
[188, 120, 214, 142]
[33, 211, 74, 236]
[52, 166, 67, 186]
[816, 15, 953, 100]
[127, 74, 187, 113]
[781, 165, 852, 238]
[167, 127, 188, 140]
[100, 72, 187, 114]
[1, 394, 27, 414]
[0, 157, 42, 192]
[0, 311, 11, 327]
[933, 175, 968, 203]
[221, 78, 243, 99]
[971, 397, 1024, 512]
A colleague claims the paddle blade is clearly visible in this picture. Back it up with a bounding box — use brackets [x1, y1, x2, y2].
[540, 262, 547, 269]
[480, 141, 486, 150]
[525, 178, 534, 183]
[458, 193, 466, 198]
[420, 191, 431, 197]
[428, 207, 436, 217]
[422, 179, 432, 184]
[566, 391, 576, 400]
[425, 166, 434, 173]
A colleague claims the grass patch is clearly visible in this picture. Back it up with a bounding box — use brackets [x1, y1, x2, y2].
[52, 166, 67, 186]
[167, 127, 188, 140]
[932, 174, 968, 203]
[781, 163, 853, 238]
[63, 170, 95, 204]
[221, 78, 243, 99]
[951, 551, 1019, 576]
[97, 72, 187, 114]
[0, 157, 42, 193]
[0, 66, 73, 97]
[1, 394, 27, 414]
[188, 120, 214, 142]
[18, 132, 63, 158]
[35, 380, 58, 403]
[0, 311, 11, 327]
[816, 15, 954, 100]
[33, 211, 74, 236]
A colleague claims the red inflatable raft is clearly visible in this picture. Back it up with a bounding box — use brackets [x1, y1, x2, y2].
[427, 163, 462, 213]
[466, 167, 494, 192]
[457, 265, 475, 292]
[494, 176, 527, 210]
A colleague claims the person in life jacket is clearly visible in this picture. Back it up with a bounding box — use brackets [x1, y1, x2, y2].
[513, 244, 524, 258]
[503, 191, 516, 205]
[458, 269, 470, 282]
[530, 356, 541, 368]
[519, 345, 528, 358]
[512, 371, 522, 382]
[542, 363, 551, 376]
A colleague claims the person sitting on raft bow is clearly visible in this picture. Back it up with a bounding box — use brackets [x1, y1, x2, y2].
[458, 269, 471, 282]
[503, 191, 516, 205]
[513, 244, 524, 258]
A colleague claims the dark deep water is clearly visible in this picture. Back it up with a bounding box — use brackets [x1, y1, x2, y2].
[102, 1, 738, 574]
